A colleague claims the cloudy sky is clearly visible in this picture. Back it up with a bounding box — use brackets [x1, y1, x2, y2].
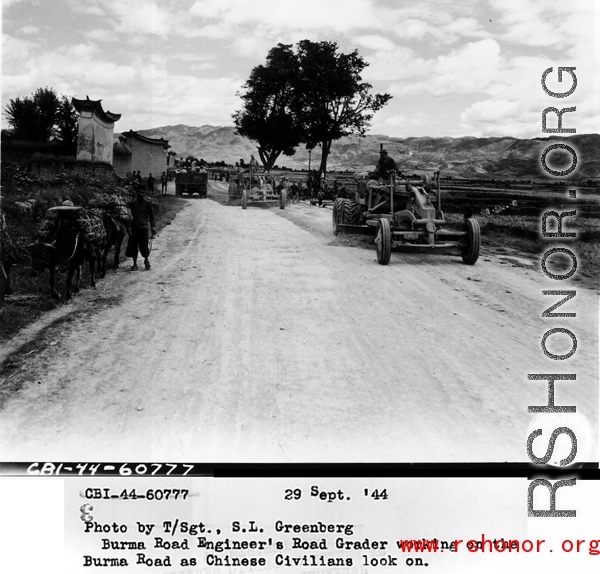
[1, 0, 598, 138]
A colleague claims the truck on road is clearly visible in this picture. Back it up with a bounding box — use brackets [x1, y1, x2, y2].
[175, 171, 208, 197]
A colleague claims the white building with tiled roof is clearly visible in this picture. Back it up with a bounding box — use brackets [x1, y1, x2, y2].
[72, 96, 121, 164]
[116, 130, 170, 184]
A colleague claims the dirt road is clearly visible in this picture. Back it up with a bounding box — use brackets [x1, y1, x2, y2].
[0, 181, 597, 462]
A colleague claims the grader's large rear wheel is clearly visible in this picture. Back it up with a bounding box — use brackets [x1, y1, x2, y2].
[229, 181, 239, 195]
[280, 189, 287, 209]
[340, 199, 357, 224]
[332, 198, 358, 235]
[242, 189, 248, 210]
[376, 218, 392, 265]
[461, 217, 481, 265]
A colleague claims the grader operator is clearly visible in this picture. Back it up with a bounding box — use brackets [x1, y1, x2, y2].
[373, 149, 401, 179]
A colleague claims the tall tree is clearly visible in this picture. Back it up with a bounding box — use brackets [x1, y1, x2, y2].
[294, 40, 391, 177]
[3, 87, 78, 151]
[233, 44, 304, 171]
[56, 95, 79, 153]
[3, 95, 38, 141]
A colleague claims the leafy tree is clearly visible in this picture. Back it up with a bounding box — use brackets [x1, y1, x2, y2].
[233, 44, 304, 171]
[293, 40, 391, 177]
[4, 87, 59, 142]
[3, 96, 38, 141]
[56, 95, 79, 153]
[234, 41, 391, 176]
[4, 88, 79, 154]
[3, 87, 79, 152]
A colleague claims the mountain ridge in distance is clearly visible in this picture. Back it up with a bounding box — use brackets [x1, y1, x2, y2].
[127, 125, 600, 179]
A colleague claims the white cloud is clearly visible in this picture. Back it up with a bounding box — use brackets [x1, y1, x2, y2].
[170, 53, 216, 64]
[2, 42, 137, 105]
[110, 76, 245, 130]
[1, 33, 40, 73]
[189, 63, 216, 72]
[19, 25, 40, 35]
[367, 39, 502, 96]
[383, 114, 407, 127]
[353, 35, 396, 52]
[362, 44, 426, 82]
[68, 0, 182, 37]
[87, 29, 120, 42]
[182, 24, 233, 39]
[422, 38, 502, 96]
[2, 0, 596, 138]
[459, 99, 536, 138]
[489, 0, 594, 54]
[2, 0, 29, 7]
[190, 0, 380, 33]
[231, 35, 275, 60]
[391, 16, 487, 45]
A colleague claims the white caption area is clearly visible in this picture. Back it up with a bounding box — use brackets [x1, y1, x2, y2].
[0, 478, 64, 573]
[58, 477, 600, 573]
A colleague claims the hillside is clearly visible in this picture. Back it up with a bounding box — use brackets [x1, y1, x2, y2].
[132, 125, 600, 180]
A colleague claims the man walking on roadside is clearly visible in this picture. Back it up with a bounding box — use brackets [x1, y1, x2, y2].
[160, 171, 168, 195]
[126, 190, 156, 271]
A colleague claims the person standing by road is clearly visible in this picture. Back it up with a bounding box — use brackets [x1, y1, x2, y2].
[126, 190, 156, 271]
[317, 187, 325, 207]
[160, 172, 168, 195]
[147, 173, 155, 194]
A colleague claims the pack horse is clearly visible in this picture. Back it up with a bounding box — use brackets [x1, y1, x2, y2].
[29, 207, 106, 300]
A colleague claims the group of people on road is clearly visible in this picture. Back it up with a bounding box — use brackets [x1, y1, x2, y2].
[126, 171, 169, 195]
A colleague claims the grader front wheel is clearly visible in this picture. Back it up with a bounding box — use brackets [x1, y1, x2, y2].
[242, 190, 248, 210]
[280, 189, 287, 209]
[461, 217, 481, 265]
[376, 218, 392, 265]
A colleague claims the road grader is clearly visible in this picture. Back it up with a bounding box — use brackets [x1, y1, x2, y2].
[228, 169, 287, 210]
[332, 171, 480, 265]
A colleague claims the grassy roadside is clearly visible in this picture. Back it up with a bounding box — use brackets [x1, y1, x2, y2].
[0, 164, 187, 342]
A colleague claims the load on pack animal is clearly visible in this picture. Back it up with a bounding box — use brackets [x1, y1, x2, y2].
[29, 206, 106, 300]
[88, 194, 133, 277]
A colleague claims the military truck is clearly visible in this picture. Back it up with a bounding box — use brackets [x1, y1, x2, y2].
[175, 171, 208, 197]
